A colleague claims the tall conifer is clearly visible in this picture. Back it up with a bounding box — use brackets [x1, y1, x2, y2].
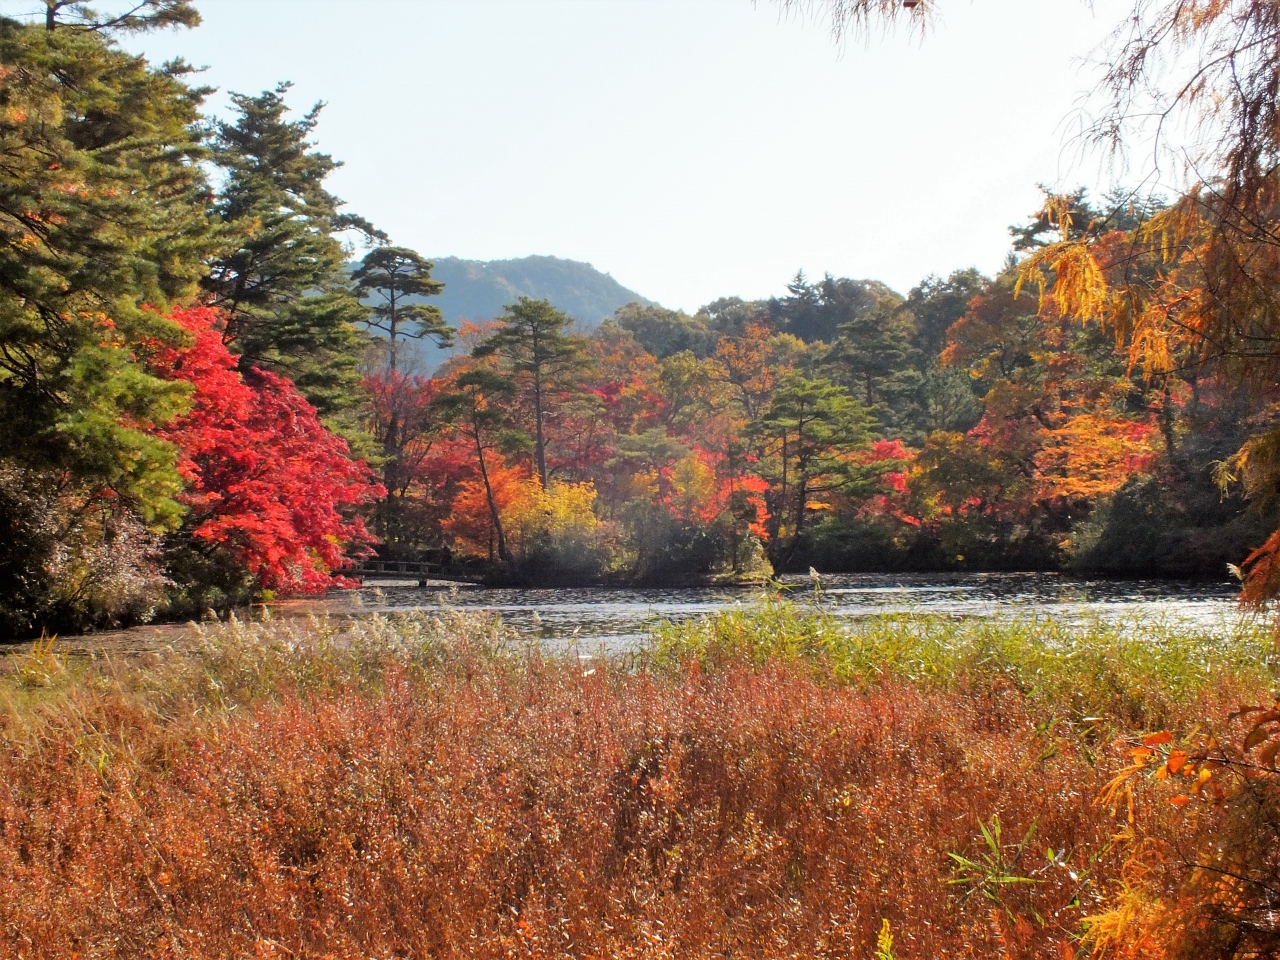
[352, 246, 452, 372]
[204, 83, 385, 416]
[0, 10, 216, 631]
[473, 298, 590, 488]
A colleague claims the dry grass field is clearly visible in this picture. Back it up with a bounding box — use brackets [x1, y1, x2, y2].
[0, 605, 1273, 959]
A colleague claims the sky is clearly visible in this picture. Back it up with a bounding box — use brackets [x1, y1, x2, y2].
[7, 0, 1139, 311]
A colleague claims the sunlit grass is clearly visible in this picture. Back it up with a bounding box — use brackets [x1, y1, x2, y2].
[649, 593, 1277, 727]
[0, 604, 1271, 958]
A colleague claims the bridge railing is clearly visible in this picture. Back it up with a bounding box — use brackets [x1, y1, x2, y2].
[356, 561, 439, 575]
[344, 558, 485, 584]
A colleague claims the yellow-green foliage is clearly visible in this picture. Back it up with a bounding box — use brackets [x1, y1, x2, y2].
[650, 593, 1276, 728]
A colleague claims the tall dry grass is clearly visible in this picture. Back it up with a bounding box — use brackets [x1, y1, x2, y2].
[0, 607, 1269, 959]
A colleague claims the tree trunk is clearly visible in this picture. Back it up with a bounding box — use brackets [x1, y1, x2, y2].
[1159, 384, 1178, 459]
[475, 428, 512, 565]
[783, 476, 808, 569]
[388, 287, 399, 373]
[533, 367, 548, 488]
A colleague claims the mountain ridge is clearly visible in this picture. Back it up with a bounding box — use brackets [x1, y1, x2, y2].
[428, 254, 653, 329]
[390, 254, 652, 372]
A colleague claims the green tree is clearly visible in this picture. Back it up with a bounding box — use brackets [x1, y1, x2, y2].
[0, 12, 215, 630]
[614, 302, 714, 359]
[203, 83, 384, 416]
[353, 246, 452, 544]
[697, 296, 767, 340]
[473, 297, 591, 488]
[755, 374, 876, 565]
[656, 351, 712, 430]
[772, 272, 898, 344]
[0, 14, 212, 517]
[905, 268, 987, 363]
[352, 246, 452, 372]
[830, 299, 916, 404]
[40, 0, 199, 32]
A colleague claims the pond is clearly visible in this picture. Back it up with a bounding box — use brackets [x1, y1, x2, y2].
[345, 571, 1249, 652]
[10, 572, 1250, 659]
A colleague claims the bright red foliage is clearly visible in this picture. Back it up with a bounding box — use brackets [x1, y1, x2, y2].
[150, 305, 381, 594]
[852, 438, 914, 522]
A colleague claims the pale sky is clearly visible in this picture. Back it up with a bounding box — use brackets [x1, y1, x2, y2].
[10, 0, 1139, 310]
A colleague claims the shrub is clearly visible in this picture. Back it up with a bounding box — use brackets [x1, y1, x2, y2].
[505, 478, 618, 580]
[0, 610, 1269, 958]
[0, 464, 168, 636]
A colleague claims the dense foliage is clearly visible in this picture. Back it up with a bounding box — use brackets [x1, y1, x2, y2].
[0, 8, 382, 634]
[149, 305, 380, 610]
[7, 2, 1280, 959]
[368, 228, 1270, 586]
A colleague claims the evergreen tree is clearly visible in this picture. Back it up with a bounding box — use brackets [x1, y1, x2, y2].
[203, 83, 385, 416]
[755, 374, 876, 565]
[352, 246, 452, 545]
[772, 271, 824, 341]
[826, 295, 922, 439]
[352, 246, 452, 372]
[473, 297, 591, 488]
[0, 11, 216, 630]
[40, 0, 199, 32]
[771, 272, 895, 344]
[0, 13, 213, 517]
[905, 268, 987, 363]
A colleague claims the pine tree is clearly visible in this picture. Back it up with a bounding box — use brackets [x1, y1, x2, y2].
[352, 246, 452, 545]
[0, 11, 217, 630]
[906, 268, 987, 363]
[41, 0, 199, 32]
[203, 83, 385, 417]
[828, 297, 921, 438]
[755, 373, 876, 565]
[473, 297, 591, 488]
[352, 246, 452, 371]
[0, 13, 214, 518]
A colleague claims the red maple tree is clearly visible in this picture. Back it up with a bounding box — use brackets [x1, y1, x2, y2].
[149, 305, 382, 595]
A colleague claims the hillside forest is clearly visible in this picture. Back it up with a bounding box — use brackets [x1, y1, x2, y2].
[2, 2, 1275, 637]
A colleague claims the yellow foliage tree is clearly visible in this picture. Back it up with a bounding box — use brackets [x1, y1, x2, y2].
[504, 479, 615, 576]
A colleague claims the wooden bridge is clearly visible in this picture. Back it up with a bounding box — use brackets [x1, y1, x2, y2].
[347, 559, 488, 586]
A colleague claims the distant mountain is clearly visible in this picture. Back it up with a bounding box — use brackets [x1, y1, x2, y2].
[430, 255, 652, 330]
[392, 255, 652, 372]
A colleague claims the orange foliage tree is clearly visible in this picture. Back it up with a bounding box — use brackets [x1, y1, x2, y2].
[1020, 195, 1280, 605]
[442, 455, 529, 562]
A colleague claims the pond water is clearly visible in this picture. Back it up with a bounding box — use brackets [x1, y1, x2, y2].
[9, 572, 1251, 659]
[346, 572, 1250, 652]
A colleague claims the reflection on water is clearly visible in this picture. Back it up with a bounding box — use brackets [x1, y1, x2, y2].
[348, 572, 1248, 652]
